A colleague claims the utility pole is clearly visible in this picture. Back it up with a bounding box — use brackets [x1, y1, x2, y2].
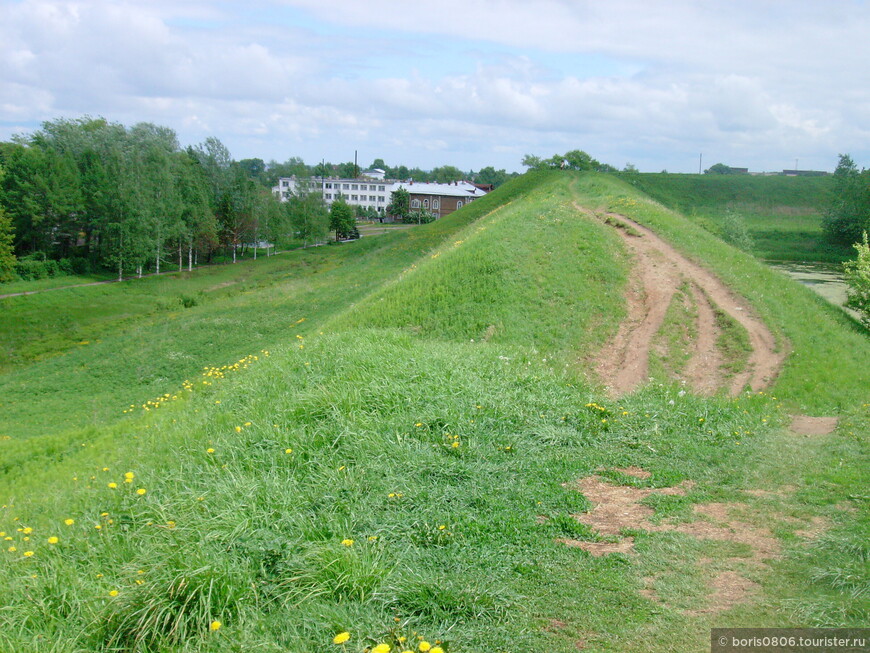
[354, 150, 359, 179]
[699, 153, 703, 175]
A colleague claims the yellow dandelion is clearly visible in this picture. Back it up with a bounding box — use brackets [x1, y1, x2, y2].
[210, 620, 222, 631]
[109, 590, 119, 597]
[124, 472, 135, 479]
[419, 642, 431, 652]
[7, 546, 16, 552]
[373, 645, 391, 653]
[64, 519, 74, 526]
[430, 648, 444, 653]
[451, 441, 459, 448]
[108, 482, 118, 489]
[284, 448, 293, 454]
[207, 448, 215, 453]
[136, 488, 147, 495]
[235, 426, 242, 432]
[47, 536, 59, 544]
[333, 631, 351, 644]
[22, 527, 32, 535]
[341, 538, 354, 547]
[94, 524, 102, 530]
[23, 550, 34, 557]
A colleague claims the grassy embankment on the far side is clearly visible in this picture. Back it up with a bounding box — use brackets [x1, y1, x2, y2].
[622, 172, 850, 262]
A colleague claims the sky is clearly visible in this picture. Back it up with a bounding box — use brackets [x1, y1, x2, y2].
[2, 0, 869, 174]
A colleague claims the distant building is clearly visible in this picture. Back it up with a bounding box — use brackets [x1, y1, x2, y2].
[781, 169, 829, 177]
[272, 175, 489, 219]
[399, 180, 489, 219]
[274, 174, 392, 214]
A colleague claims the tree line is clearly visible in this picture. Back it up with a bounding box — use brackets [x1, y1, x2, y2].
[240, 156, 517, 190]
[0, 118, 340, 282]
[0, 117, 524, 283]
[825, 154, 870, 326]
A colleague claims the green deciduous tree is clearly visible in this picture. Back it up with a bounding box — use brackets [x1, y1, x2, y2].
[386, 187, 410, 221]
[287, 182, 328, 247]
[844, 231, 870, 328]
[823, 154, 870, 245]
[0, 164, 16, 282]
[329, 198, 356, 241]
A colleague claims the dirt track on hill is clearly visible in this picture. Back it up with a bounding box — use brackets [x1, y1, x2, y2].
[584, 209, 785, 397]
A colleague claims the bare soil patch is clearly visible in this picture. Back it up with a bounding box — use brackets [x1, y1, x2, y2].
[687, 571, 760, 616]
[795, 515, 831, 540]
[789, 415, 839, 436]
[582, 207, 786, 397]
[613, 466, 651, 479]
[562, 471, 784, 614]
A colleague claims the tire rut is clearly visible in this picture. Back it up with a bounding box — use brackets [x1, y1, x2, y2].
[584, 207, 785, 397]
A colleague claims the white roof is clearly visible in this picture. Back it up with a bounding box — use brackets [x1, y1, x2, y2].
[395, 181, 486, 197]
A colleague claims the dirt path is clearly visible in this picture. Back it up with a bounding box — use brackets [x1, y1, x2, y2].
[585, 208, 785, 397]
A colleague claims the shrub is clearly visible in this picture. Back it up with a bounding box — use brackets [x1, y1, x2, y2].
[844, 231, 870, 328]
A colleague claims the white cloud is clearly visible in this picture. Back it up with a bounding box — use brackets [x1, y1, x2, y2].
[0, 0, 868, 172]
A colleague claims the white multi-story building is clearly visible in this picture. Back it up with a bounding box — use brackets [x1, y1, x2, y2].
[274, 171, 391, 213]
[273, 171, 489, 219]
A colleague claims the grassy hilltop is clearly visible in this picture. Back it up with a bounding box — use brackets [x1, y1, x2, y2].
[0, 172, 866, 652]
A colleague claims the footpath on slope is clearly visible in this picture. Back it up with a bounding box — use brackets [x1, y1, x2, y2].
[578, 206, 786, 398]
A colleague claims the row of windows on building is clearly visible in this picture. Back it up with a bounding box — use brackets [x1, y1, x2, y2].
[324, 193, 386, 203]
[278, 181, 387, 192]
[324, 182, 388, 192]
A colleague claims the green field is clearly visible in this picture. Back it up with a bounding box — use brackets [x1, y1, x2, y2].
[1, 172, 867, 652]
[623, 173, 852, 262]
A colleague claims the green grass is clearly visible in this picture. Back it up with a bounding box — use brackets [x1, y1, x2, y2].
[648, 282, 696, 381]
[0, 170, 867, 652]
[336, 172, 628, 361]
[582, 173, 870, 413]
[622, 173, 852, 262]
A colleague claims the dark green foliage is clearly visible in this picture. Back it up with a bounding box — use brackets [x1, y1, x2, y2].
[843, 232, 870, 327]
[386, 187, 410, 221]
[286, 182, 329, 246]
[329, 198, 358, 241]
[704, 162, 738, 174]
[522, 149, 604, 172]
[823, 154, 870, 245]
[0, 205, 15, 282]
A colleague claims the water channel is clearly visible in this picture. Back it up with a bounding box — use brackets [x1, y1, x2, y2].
[765, 260, 859, 319]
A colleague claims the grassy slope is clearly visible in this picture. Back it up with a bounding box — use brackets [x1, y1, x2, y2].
[0, 172, 867, 652]
[0, 180, 533, 445]
[622, 173, 851, 262]
[334, 171, 628, 361]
